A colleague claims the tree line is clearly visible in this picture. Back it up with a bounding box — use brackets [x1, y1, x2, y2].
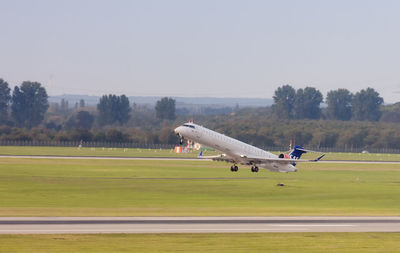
[272, 85, 384, 121]
[0, 78, 177, 129]
[1, 78, 400, 149]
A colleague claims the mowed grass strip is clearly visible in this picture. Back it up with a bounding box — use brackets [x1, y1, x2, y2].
[0, 158, 399, 216]
[1, 145, 400, 161]
[0, 233, 400, 253]
[0, 146, 206, 158]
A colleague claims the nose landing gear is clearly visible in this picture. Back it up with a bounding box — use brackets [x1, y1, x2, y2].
[176, 134, 184, 145]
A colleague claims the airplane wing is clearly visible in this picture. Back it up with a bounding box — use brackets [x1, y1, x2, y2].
[198, 151, 325, 165]
[198, 152, 237, 163]
[242, 153, 326, 164]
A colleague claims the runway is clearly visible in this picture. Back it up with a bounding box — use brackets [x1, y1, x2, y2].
[1, 155, 400, 164]
[0, 217, 399, 234]
[0, 155, 204, 161]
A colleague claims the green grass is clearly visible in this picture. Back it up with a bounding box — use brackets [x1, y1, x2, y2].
[0, 146, 207, 158]
[1, 145, 400, 161]
[0, 158, 399, 216]
[0, 233, 399, 253]
[301, 151, 400, 162]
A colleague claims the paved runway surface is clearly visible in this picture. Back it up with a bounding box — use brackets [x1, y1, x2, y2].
[0, 155, 204, 161]
[1, 155, 400, 164]
[0, 217, 399, 234]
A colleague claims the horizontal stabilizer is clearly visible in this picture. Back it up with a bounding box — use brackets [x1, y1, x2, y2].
[314, 153, 326, 161]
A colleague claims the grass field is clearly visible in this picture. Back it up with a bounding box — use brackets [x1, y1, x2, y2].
[1, 152, 399, 252]
[0, 158, 399, 216]
[0, 233, 399, 253]
[1, 145, 400, 161]
[0, 146, 206, 158]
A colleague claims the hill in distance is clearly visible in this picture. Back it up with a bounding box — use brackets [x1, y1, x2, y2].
[48, 95, 274, 108]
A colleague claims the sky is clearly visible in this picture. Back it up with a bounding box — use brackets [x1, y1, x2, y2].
[1, 0, 400, 103]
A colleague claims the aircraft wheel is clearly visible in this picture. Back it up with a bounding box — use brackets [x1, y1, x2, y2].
[254, 166, 259, 172]
[234, 165, 238, 172]
[230, 166, 235, 172]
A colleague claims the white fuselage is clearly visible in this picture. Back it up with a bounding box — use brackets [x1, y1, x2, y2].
[174, 123, 297, 172]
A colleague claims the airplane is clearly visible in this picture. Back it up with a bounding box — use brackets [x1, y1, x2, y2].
[174, 122, 325, 173]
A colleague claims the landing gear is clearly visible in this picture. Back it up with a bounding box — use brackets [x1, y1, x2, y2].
[251, 166, 259, 173]
[177, 134, 184, 145]
[230, 165, 238, 172]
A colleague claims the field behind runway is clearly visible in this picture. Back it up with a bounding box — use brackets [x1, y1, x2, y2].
[1, 233, 400, 253]
[0, 157, 399, 216]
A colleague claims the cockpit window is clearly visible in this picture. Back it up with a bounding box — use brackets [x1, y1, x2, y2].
[183, 124, 195, 129]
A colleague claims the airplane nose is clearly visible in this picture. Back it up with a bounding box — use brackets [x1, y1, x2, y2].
[174, 126, 181, 134]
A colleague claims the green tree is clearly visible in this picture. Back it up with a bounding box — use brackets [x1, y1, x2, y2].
[294, 87, 323, 119]
[326, 89, 353, 120]
[11, 81, 49, 128]
[352, 87, 383, 121]
[65, 111, 94, 130]
[115, 95, 131, 125]
[97, 95, 114, 126]
[70, 129, 93, 141]
[97, 94, 131, 126]
[0, 79, 11, 123]
[76, 110, 94, 129]
[272, 85, 296, 119]
[380, 111, 400, 123]
[106, 129, 127, 142]
[155, 97, 176, 120]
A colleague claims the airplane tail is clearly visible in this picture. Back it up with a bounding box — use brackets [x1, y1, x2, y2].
[289, 145, 308, 166]
[287, 145, 326, 166]
[289, 145, 308, 159]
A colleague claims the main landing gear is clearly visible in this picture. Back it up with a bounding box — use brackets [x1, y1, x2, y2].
[230, 165, 258, 172]
[230, 165, 238, 172]
[251, 165, 259, 173]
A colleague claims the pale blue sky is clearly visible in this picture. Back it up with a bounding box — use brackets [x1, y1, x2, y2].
[1, 0, 399, 102]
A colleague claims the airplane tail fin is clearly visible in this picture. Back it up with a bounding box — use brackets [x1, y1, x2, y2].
[289, 145, 308, 159]
[288, 145, 326, 166]
[289, 145, 307, 166]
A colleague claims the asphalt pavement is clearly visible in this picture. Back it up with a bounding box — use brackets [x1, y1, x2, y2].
[0, 217, 399, 234]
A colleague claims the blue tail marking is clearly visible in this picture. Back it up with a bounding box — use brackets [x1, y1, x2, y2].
[289, 145, 307, 166]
